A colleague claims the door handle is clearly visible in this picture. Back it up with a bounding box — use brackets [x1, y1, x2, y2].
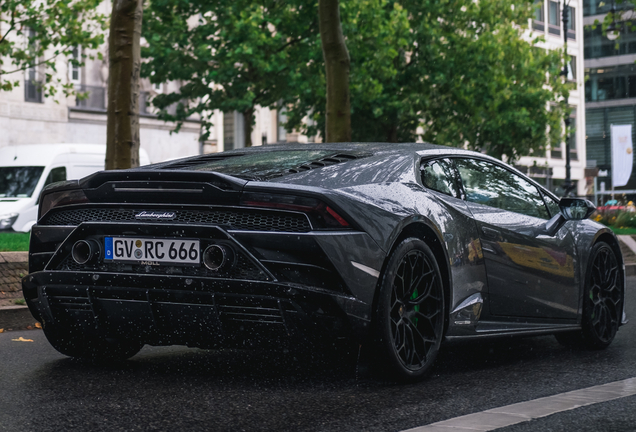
[482, 226, 499, 239]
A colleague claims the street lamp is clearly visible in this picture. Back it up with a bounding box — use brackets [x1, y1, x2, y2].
[561, 0, 575, 197]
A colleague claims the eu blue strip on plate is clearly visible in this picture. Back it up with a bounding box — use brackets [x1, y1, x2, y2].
[104, 237, 113, 260]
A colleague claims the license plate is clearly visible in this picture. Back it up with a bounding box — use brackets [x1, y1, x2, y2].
[104, 237, 200, 265]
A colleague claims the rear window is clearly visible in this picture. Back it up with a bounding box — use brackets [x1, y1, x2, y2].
[174, 150, 366, 180]
[0, 166, 45, 198]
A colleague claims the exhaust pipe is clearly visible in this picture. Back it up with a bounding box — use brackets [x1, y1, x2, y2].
[203, 244, 234, 271]
[72, 240, 100, 265]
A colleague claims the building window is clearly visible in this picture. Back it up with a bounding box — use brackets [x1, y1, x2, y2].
[25, 28, 42, 103]
[75, 85, 106, 110]
[584, 23, 636, 59]
[533, 1, 545, 31]
[567, 55, 577, 81]
[69, 46, 81, 84]
[551, 109, 577, 160]
[224, 111, 235, 151]
[584, 0, 633, 17]
[567, 6, 576, 40]
[548, 1, 561, 36]
[569, 108, 578, 161]
[586, 64, 636, 102]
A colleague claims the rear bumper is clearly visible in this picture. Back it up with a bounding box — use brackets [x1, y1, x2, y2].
[25, 221, 386, 347]
[23, 269, 371, 349]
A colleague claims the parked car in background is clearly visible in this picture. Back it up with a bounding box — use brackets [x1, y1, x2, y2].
[0, 144, 150, 232]
[23, 142, 626, 381]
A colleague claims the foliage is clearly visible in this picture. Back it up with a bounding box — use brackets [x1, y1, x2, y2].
[593, 208, 636, 230]
[286, 0, 569, 161]
[0, 0, 106, 99]
[0, 232, 29, 251]
[142, 0, 317, 144]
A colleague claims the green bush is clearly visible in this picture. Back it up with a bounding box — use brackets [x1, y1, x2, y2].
[614, 211, 636, 228]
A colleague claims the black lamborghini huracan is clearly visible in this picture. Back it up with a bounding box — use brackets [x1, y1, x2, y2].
[23, 143, 626, 381]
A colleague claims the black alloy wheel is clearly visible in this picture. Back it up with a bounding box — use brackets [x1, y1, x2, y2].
[582, 242, 623, 348]
[43, 322, 143, 362]
[375, 238, 445, 381]
[556, 241, 623, 349]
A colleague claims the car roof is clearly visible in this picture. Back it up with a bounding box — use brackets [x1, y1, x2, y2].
[143, 142, 513, 184]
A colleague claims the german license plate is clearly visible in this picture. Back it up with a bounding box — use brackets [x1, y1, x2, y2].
[104, 237, 200, 265]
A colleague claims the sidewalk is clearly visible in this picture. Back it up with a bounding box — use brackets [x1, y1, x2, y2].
[0, 252, 35, 331]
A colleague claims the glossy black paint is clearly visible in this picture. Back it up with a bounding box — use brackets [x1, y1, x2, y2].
[23, 142, 625, 359]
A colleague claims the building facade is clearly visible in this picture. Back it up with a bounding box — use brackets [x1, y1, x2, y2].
[584, 0, 636, 200]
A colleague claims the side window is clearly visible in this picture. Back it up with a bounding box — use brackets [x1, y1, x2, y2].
[44, 167, 66, 187]
[455, 158, 550, 219]
[420, 158, 459, 198]
[543, 192, 561, 218]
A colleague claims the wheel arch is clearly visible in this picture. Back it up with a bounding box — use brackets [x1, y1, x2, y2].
[593, 231, 624, 269]
[372, 220, 452, 335]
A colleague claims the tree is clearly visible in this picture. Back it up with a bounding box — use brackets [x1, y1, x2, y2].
[105, 0, 144, 170]
[0, 0, 105, 98]
[142, 0, 316, 148]
[318, 0, 351, 142]
[286, 0, 568, 162]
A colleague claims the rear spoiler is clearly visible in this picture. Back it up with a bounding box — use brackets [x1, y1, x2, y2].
[79, 170, 248, 205]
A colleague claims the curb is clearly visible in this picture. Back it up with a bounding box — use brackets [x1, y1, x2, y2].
[627, 263, 636, 277]
[0, 251, 29, 263]
[0, 305, 37, 330]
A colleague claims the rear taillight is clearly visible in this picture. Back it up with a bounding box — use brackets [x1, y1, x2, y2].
[240, 192, 350, 229]
[39, 188, 89, 220]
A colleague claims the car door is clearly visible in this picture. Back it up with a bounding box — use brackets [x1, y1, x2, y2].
[420, 157, 489, 317]
[453, 158, 577, 320]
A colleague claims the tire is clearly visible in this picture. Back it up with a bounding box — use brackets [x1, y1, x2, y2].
[374, 238, 445, 381]
[43, 323, 143, 362]
[555, 241, 623, 350]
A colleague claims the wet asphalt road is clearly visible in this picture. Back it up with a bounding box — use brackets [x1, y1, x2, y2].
[1, 278, 635, 432]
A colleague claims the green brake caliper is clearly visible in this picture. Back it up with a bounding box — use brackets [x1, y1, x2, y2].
[411, 289, 419, 325]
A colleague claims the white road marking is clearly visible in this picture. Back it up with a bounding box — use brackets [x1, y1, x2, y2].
[350, 261, 380, 278]
[618, 235, 636, 255]
[401, 377, 636, 432]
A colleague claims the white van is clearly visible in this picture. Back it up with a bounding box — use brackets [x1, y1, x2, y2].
[0, 144, 151, 232]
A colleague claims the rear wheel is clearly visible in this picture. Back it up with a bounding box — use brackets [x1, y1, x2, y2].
[43, 323, 143, 362]
[374, 238, 445, 381]
[555, 241, 623, 349]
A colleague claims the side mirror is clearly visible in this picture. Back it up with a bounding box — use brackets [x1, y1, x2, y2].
[545, 198, 597, 236]
[559, 198, 597, 221]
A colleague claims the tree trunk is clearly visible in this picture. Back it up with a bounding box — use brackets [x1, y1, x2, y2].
[106, 0, 143, 170]
[243, 107, 254, 148]
[318, 0, 351, 143]
[386, 125, 398, 143]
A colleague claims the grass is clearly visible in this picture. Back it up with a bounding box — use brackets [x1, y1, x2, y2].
[609, 226, 636, 235]
[0, 232, 30, 251]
